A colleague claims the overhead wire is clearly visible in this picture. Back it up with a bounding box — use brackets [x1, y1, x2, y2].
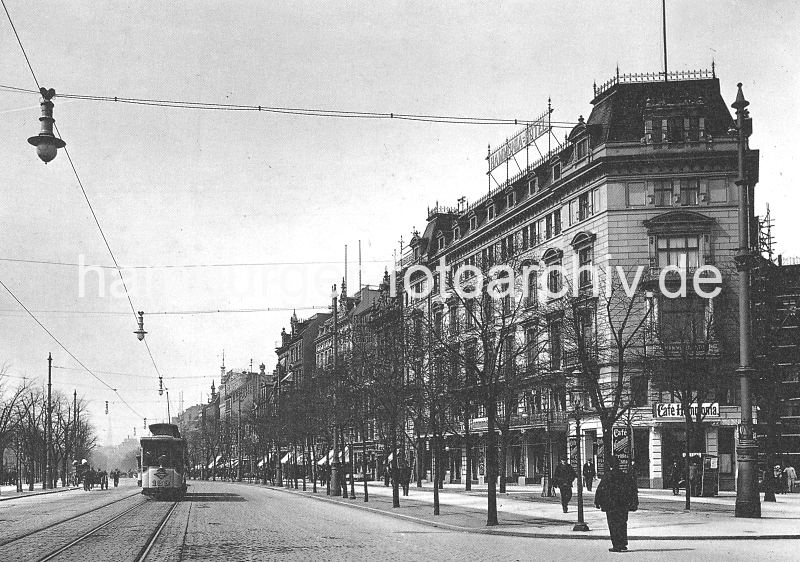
[0, 278, 142, 417]
[1, 2, 163, 413]
[0, 82, 580, 128]
[0, 256, 392, 269]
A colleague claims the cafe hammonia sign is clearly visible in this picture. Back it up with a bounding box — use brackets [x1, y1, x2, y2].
[652, 402, 720, 419]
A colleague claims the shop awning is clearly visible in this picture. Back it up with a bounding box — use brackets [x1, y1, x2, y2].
[280, 452, 292, 463]
[207, 454, 223, 469]
[318, 449, 334, 465]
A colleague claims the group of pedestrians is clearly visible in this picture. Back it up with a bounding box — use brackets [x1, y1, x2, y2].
[553, 456, 638, 553]
[77, 466, 121, 491]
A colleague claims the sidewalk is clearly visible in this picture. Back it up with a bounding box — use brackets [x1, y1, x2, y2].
[259, 479, 800, 540]
[0, 483, 80, 501]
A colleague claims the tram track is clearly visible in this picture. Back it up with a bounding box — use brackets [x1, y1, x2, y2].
[36, 499, 152, 562]
[0, 490, 143, 548]
[135, 500, 181, 561]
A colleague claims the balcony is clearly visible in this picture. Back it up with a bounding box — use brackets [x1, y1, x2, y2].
[469, 411, 568, 432]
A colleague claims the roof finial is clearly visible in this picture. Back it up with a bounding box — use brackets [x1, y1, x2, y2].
[711, 58, 716, 78]
[616, 63, 620, 81]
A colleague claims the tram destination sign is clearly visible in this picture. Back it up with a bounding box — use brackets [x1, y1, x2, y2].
[652, 402, 720, 419]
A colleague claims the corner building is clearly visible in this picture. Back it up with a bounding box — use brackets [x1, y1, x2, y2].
[399, 69, 756, 491]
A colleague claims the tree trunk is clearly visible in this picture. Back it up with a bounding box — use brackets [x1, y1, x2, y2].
[301, 439, 307, 491]
[433, 429, 440, 515]
[486, 400, 498, 526]
[391, 423, 400, 508]
[464, 413, 472, 491]
[310, 436, 318, 493]
[416, 434, 424, 488]
[499, 430, 508, 494]
[684, 418, 692, 511]
[362, 425, 369, 502]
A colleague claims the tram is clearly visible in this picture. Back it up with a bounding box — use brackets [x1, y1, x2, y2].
[139, 423, 188, 499]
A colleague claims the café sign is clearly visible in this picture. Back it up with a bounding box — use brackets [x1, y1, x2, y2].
[652, 402, 720, 419]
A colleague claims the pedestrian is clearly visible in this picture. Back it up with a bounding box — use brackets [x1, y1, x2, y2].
[784, 464, 797, 493]
[383, 464, 390, 487]
[594, 455, 638, 553]
[670, 460, 682, 496]
[113, 469, 120, 488]
[553, 458, 576, 513]
[400, 461, 411, 496]
[774, 465, 784, 494]
[688, 459, 699, 496]
[582, 460, 596, 492]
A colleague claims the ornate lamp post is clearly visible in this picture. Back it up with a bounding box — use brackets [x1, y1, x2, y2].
[569, 377, 589, 532]
[731, 83, 761, 518]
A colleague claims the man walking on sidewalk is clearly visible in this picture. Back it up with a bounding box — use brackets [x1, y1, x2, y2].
[583, 460, 596, 491]
[553, 458, 576, 513]
[595, 455, 638, 553]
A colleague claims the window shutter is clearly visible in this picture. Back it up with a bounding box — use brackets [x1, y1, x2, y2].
[683, 118, 690, 142]
[648, 235, 656, 268]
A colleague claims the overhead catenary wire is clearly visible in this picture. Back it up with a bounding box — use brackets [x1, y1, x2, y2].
[0, 83, 580, 128]
[0, 256, 393, 269]
[1, 4, 167, 409]
[0, 278, 143, 418]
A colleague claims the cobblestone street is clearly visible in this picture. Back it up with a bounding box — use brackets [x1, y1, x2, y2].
[0, 478, 797, 560]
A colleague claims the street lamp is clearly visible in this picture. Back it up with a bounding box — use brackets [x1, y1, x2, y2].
[28, 88, 66, 163]
[731, 82, 761, 519]
[569, 374, 590, 532]
[134, 311, 147, 341]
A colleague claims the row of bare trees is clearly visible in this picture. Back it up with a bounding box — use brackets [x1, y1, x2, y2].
[1, 372, 96, 491]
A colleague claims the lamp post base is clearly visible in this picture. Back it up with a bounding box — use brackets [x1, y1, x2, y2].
[573, 522, 590, 532]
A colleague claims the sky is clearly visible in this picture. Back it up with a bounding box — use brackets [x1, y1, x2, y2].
[0, 1, 798, 446]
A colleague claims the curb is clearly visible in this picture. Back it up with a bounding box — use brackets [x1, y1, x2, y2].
[0, 486, 80, 502]
[259, 483, 800, 541]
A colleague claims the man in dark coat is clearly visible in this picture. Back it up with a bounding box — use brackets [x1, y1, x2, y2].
[595, 455, 638, 553]
[553, 458, 576, 513]
[582, 461, 596, 491]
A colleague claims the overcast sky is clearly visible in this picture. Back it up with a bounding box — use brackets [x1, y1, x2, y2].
[1, 1, 797, 445]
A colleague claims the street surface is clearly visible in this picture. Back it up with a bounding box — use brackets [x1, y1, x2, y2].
[0, 479, 795, 560]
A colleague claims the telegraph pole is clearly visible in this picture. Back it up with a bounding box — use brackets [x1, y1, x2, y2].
[45, 353, 52, 490]
[331, 285, 341, 496]
[732, 83, 760, 518]
[72, 389, 77, 486]
[237, 395, 243, 482]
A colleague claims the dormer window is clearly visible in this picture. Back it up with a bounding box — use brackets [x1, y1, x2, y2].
[507, 192, 515, 208]
[469, 215, 477, 230]
[437, 234, 446, 251]
[528, 176, 538, 195]
[487, 204, 496, 221]
[576, 138, 588, 160]
[453, 225, 460, 240]
[552, 161, 561, 182]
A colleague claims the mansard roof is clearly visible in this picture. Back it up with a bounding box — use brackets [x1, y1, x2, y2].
[587, 78, 733, 143]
